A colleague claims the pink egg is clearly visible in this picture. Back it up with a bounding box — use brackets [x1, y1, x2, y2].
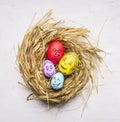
[43, 60, 56, 78]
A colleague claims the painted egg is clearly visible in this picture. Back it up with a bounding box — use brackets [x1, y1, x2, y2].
[58, 52, 79, 75]
[51, 72, 64, 90]
[43, 60, 56, 78]
[46, 40, 64, 64]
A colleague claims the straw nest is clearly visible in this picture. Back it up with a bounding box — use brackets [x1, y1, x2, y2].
[17, 10, 103, 105]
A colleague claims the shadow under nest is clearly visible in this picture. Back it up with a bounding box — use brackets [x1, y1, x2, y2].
[17, 10, 103, 105]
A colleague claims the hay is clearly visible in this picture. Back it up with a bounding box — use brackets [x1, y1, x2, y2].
[17, 10, 103, 104]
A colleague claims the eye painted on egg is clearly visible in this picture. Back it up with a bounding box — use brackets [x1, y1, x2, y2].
[43, 60, 56, 78]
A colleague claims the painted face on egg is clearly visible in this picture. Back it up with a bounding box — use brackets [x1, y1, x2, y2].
[51, 48, 62, 63]
[58, 52, 79, 75]
[43, 60, 55, 78]
[46, 40, 64, 64]
[51, 72, 64, 90]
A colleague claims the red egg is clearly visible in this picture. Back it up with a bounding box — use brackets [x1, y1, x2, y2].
[46, 40, 64, 64]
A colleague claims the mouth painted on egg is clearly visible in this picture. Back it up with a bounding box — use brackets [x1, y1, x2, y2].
[60, 65, 67, 70]
[52, 83, 61, 87]
[46, 71, 54, 76]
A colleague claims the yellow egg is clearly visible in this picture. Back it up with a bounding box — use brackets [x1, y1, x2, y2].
[58, 52, 79, 75]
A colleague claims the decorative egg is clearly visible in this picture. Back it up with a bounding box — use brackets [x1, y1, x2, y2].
[46, 40, 64, 64]
[43, 60, 56, 78]
[51, 72, 64, 90]
[58, 52, 79, 75]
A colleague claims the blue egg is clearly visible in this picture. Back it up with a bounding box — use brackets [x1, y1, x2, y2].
[51, 72, 64, 90]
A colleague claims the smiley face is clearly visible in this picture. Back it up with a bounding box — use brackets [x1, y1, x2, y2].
[43, 60, 56, 78]
[58, 52, 79, 75]
[50, 48, 62, 63]
[46, 40, 64, 64]
[51, 72, 64, 90]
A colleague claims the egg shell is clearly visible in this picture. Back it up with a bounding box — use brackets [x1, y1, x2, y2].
[43, 60, 56, 78]
[58, 52, 79, 75]
[51, 72, 64, 90]
[46, 40, 64, 64]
